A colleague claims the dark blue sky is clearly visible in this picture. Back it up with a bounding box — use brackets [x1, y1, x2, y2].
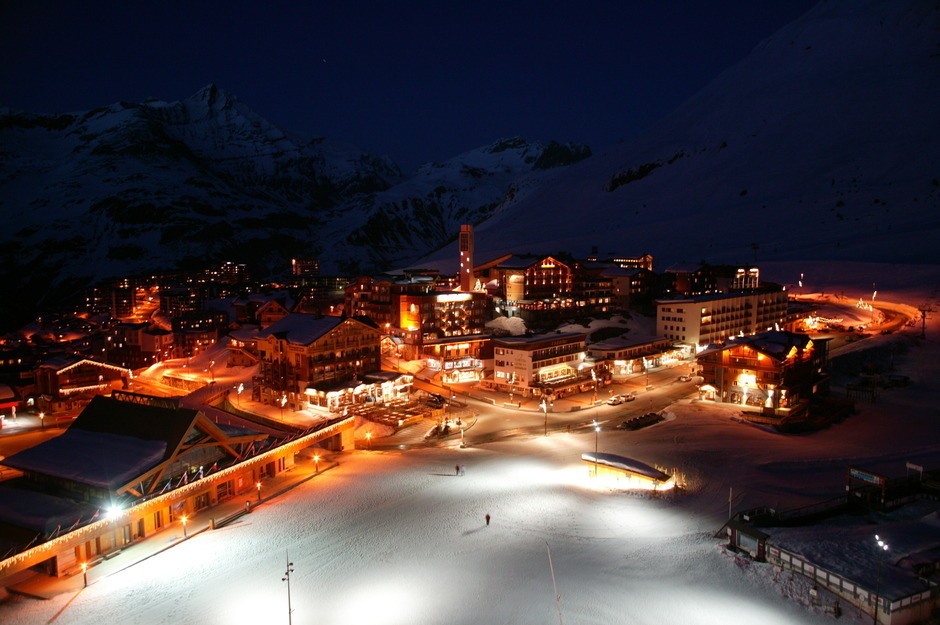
[1, 1, 817, 172]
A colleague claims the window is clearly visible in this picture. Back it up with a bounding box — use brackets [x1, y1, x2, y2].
[218, 480, 234, 500]
[154, 510, 164, 529]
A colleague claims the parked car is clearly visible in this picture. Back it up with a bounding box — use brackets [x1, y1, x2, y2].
[607, 395, 625, 405]
[622, 392, 636, 401]
[678, 375, 692, 382]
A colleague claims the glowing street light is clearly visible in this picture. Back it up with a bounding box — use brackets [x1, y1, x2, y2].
[593, 419, 600, 477]
[236, 382, 244, 406]
[181, 515, 188, 538]
[873, 534, 889, 625]
[314, 454, 320, 473]
[365, 432, 372, 450]
[256, 481, 262, 502]
[81, 561, 88, 587]
[39, 412, 45, 431]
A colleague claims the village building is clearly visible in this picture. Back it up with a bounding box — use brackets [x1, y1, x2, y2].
[587, 335, 682, 380]
[584, 251, 654, 272]
[237, 313, 398, 413]
[484, 331, 593, 400]
[655, 288, 789, 349]
[0, 392, 353, 582]
[107, 322, 174, 369]
[696, 330, 830, 416]
[475, 254, 577, 326]
[345, 275, 491, 384]
[33, 355, 132, 416]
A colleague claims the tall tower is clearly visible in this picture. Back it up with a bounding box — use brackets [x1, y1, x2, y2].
[459, 224, 474, 291]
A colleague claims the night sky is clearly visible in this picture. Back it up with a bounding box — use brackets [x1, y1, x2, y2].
[2, 1, 817, 173]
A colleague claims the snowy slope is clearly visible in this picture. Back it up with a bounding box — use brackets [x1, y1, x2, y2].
[419, 0, 940, 271]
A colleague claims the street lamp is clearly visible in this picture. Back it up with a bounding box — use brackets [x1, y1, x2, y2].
[237, 383, 244, 406]
[81, 561, 88, 587]
[282, 552, 295, 625]
[873, 534, 889, 625]
[181, 515, 188, 538]
[541, 398, 549, 436]
[256, 481, 262, 502]
[366, 432, 372, 450]
[39, 412, 44, 431]
[314, 454, 320, 473]
[593, 419, 600, 477]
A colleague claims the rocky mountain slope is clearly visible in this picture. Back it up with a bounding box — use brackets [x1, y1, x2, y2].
[0, 86, 587, 328]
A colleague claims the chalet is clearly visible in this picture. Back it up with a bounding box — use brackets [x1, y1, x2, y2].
[0, 391, 354, 581]
[696, 330, 830, 417]
[248, 313, 385, 412]
[34, 356, 132, 416]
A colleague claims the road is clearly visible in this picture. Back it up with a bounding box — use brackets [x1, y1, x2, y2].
[391, 363, 700, 448]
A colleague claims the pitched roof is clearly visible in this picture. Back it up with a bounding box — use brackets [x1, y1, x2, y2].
[258, 313, 378, 346]
[697, 330, 818, 360]
[1, 394, 197, 490]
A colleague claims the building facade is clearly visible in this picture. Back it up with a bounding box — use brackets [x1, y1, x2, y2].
[696, 330, 829, 416]
[487, 332, 591, 399]
[656, 289, 789, 348]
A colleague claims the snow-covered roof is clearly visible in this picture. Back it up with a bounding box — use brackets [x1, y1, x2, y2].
[590, 335, 669, 351]
[494, 331, 586, 345]
[0, 487, 98, 534]
[697, 330, 820, 360]
[229, 326, 261, 342]
[257, 313, 346, 346]
[581, 453, 671, 483]
[3, 428, 167, 489]
[764, 499, 940, 600]
[1, 394, 198, 490]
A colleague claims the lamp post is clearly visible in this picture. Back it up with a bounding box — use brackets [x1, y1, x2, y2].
[541, 398, 549, 436]
[593, 419, 600, 477]
[256, 481, 262, 502]
[81, 561, 88, 587]
[181, 515, 188, 538]
[365, 432, 372, 450]
[314, 454, 320, 473]
[873, 534, 889, 625]
[39, 412, 44, 431]
[591, 369, 597, 405]
[237, 383, 244, 406]
[282, 552, 295, 625]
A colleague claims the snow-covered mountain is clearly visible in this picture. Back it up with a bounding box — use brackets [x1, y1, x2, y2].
[418, 0, 940, 271]
[0, 86, 587, 328]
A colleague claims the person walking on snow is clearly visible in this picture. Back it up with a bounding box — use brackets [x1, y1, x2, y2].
[485, 513, 490, 526]
[455, 464, 460, 476]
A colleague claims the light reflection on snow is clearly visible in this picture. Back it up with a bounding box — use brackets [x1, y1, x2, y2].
[326, 579, 424, 625]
